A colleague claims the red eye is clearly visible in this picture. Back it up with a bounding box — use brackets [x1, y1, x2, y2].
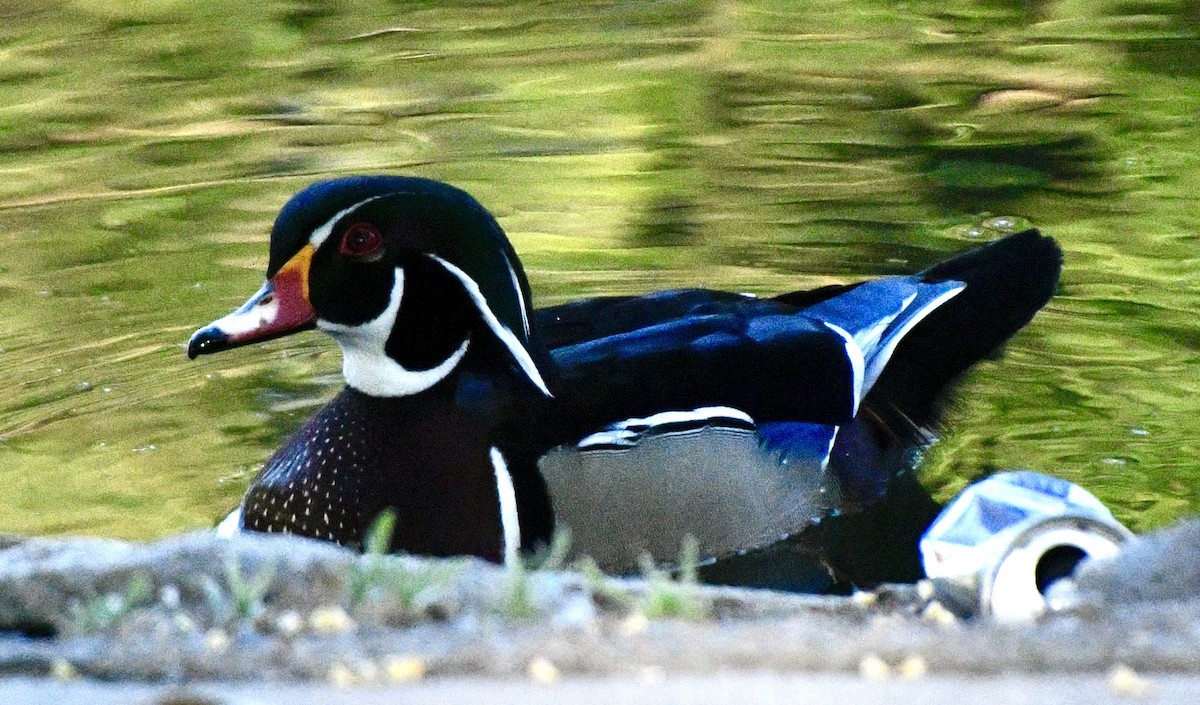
[339, 222, 383, 257]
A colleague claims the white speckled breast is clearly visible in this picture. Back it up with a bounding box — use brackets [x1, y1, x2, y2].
[241, 404, 369, 547]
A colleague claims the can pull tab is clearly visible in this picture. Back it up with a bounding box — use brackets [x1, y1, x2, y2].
[919, 471, 1132, 621]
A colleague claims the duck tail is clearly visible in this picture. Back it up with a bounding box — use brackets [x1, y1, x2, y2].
[868, 228, 1062, 431]
[816, 230, 1062, 587]
[822, 229, 1061, 505]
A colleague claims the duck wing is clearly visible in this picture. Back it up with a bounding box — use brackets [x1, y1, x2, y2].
[530, 230, 1061, 585]
[547, 275, 963, 437]
[851, 228, 1063, 432]
[535, 270, 963, 574]
[534, 289, 750, 349]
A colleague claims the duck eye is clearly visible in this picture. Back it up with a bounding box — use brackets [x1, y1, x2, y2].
[339, 223, 383, 258]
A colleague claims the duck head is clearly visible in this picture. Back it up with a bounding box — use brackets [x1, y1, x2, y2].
[188, 176, 550, 398]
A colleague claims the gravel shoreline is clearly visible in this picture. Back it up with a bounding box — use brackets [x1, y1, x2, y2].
[0, 521, 1197, 699]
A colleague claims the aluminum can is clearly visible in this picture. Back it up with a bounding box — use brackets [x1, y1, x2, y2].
[919, 471, 1131, 620]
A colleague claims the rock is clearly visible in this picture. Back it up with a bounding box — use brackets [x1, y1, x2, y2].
[0, 532, 356, 635]
[1073, 519, 1200, 605]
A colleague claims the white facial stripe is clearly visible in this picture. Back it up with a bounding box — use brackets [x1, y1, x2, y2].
[318, 268, 471, 397]
[500, 251, 531, 338]
[490, 447, 521, 567]
[823, 322, 864, 418]
[309, 194, 389, 249]
[427, 254, 552, 397]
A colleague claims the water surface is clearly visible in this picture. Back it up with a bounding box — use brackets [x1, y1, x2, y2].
[0, 0, 1197, 538]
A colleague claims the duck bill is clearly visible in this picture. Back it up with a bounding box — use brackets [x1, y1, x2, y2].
[187, 245, 317, 359]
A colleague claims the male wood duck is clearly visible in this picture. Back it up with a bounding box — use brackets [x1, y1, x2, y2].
[188, 175, 1062, 591]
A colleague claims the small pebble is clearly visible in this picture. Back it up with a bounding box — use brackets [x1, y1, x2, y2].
[850, 590, 877, 608]
[915, 579, 936, 601]
[897, 655, 927, 680]
[275, 610, 303, 636]
[554, 592, 598, 629]
[619, 611, 650, 636]
[160, 585, 181, 609]
[328, 662, 357, 688]
[858, 654, 890, 681]
[309, 605, 356, 634]
[528, 656, 560, 684]
[203, 628, 230, 654]
[383, 655, 425, 682]
[922, 601, 957, 626]
[50, 658, 77, 681]
[1107, 664, 1154, 698]
[172, 614, 196, 634]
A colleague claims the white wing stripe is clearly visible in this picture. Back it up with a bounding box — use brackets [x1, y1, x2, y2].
[823, 322, 864, 418]
[862, 283, 965, 392]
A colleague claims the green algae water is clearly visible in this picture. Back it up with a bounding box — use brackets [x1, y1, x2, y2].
[0, 0, 1197, 539]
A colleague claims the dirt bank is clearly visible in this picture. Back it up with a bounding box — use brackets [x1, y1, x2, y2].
[0, 521, 1197, 701]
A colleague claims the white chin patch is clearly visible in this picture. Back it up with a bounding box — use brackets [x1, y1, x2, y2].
[319, 268, 470, 397]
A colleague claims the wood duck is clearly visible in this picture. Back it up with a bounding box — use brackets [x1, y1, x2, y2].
[188, 175, 1062, 591]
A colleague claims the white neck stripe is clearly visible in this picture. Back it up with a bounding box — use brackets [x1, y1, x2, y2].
[318, 268, 471, 397]
[490, 447, 521, 567]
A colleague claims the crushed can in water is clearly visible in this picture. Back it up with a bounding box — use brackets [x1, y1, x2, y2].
[919, 470, 1132, 621]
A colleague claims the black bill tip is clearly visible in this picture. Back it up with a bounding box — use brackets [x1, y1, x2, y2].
[187, 326, 232, 359]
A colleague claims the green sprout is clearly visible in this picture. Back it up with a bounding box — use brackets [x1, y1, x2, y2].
[201, 555, 277, 624]
[349, 509, 460, 617]
[573, 555, 632, 611]
[69, 571, 153, 634]
[638, 535, 707, 620]
[348, 509, 397, 606]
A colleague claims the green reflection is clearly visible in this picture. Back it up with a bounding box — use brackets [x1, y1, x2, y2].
[0, 0, 1197, 539]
